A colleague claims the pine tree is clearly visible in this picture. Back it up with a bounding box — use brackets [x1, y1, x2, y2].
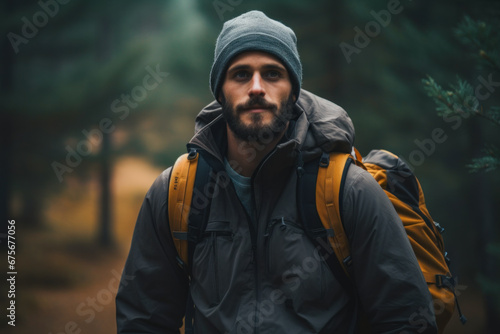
[423, 16, 500, 172]
[423, 16, 500, 332]
[0, 0, 164, 245]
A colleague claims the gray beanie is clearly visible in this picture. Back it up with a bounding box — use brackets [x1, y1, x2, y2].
[210, 10, 302, 102]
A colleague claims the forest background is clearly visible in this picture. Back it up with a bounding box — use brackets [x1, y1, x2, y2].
[1, 0, 499, 333]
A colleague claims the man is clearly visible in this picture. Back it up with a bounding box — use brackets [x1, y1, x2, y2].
[116, 10, 438, 334]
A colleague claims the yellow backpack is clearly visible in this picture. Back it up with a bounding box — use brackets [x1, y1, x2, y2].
[167, 148, 465, 333]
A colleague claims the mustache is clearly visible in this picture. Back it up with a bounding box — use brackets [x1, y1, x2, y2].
[235, 96, 277, 112]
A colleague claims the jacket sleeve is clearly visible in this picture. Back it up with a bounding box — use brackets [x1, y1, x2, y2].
[342, 164, 438, 334]
[116, 168, 189, 333]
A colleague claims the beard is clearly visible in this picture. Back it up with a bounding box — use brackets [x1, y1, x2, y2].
[221, 94, 295, 144]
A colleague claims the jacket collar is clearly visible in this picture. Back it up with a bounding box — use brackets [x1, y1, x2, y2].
[188, 90, 355, 166]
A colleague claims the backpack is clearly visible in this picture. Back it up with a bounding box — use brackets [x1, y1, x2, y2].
[167, 147, 466, 333]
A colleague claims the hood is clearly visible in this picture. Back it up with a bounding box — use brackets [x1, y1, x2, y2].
[190, 89, 355, 161]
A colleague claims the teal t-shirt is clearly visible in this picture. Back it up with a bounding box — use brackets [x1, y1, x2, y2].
[224, 159, 254, 219]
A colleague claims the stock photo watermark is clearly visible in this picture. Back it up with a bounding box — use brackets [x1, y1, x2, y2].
[7, 0, 73, 54]
[51, 64, 169, 183]
[224, 240, 337, 333]
[339, 0, 413, 64]
[213, 0, 243, 21]
[6, 220, 17, 327]
[401, 72, 500, 171]
[404, 283, 468, 334]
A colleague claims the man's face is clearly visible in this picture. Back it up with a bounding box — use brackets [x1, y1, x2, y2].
[220, 51, 295, 143]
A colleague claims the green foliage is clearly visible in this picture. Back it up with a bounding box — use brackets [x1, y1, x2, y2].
[454, 16, 500, 71]
[1, 0, 171, 228]
[477, 242, 500, 312]
[423, 16, 500, 173]
[424, 14, 500, 327]
[467, 145, 500, 173]
[2, 0, 498, 286]
[422, 76, 480, 118]
[487, 243, 500, 257]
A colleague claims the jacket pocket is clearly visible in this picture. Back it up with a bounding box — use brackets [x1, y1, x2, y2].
[266, 217, 335, 305]
[192, 221, 233, 307]
[264, 217, 301, 273]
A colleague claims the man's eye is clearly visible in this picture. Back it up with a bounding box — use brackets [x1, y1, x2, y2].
[265, 71, 281, 79]
[233, 71, 250, 79]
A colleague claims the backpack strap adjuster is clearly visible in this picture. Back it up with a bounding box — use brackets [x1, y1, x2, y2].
[319, 152, 330, 168]
[434, 221, 445, 234]
[435, 274, 456, 290]
[187, 149, 198, 160]
[173, 231, 188, 240]
[342, 255, 352, 268]
[436, 274, 468, 324]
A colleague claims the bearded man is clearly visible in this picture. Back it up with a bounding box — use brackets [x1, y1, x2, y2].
[116, 10, 437, 334]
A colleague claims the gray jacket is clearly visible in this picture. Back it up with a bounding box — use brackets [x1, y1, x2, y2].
[116, 90, 438, 333]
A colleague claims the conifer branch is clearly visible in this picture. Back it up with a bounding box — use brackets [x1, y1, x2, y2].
[466, 146, 500, 173]
[423, 16, 499, 173]
[476, 107, 500, 128]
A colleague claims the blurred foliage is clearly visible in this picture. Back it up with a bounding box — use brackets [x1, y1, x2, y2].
[422, 14, 500, 330]
[478, 243, 500, 311]
[423, 16, 500, 173]
[1, 0, 500, 330]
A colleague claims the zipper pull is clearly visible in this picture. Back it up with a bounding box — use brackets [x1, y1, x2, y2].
[264, 218, 283, 237]
[296, 149, 305, 177]
[279, 217, 286, 231]
[264, 220, 275, 238]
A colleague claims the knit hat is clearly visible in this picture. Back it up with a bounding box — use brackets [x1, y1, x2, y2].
[210, 10, 302, 103]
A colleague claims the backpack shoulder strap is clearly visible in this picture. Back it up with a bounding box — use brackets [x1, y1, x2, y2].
[299, 151, 354, 282]
[168, 150, 200, 268]
[168, 149, 212, 334]
[316, 152, 354, 275]
[168, 149, 213, 271]
[299, 151, 360, 332]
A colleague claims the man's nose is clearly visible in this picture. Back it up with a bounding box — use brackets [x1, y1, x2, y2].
[249, 73, 265, 97]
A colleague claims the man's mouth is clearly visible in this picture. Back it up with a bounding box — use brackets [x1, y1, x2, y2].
[242, 106, 270, 113]
[236, 97, 277, 114]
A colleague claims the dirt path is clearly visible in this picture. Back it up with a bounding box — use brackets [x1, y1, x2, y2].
[1, 156, 161, 334]
[3, 249, 127, 334]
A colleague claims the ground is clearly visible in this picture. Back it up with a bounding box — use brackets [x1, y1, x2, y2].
[1, 156, 158, 334]
[2, 243, 126, 334]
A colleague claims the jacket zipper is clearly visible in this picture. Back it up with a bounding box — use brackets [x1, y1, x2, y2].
[196, 143, 259, 331]
[249, 178, 260, 334]
[251, 149, 281, 334]
[188, 141, 280, 334]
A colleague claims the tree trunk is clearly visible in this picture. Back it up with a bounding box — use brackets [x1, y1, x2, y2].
[1, 0, 15, 248]
[0, 114, 12, 248]
[99, 132, 113, 247]
[97, 16, 114, 248]
[474, 173, 499, 334]
[468, 120, 500, 333]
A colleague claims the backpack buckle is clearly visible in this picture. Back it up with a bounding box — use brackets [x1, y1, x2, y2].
[436, 274, 456, 290]
[173, 231, 188, 240]
[187, 149, 198, 160]
[444, 252, 451, 266]
[434, 221, 445, 234]
[319, 152, 329, 168]
[342, 255, 352, 268]
[311, 228, 330, 239]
